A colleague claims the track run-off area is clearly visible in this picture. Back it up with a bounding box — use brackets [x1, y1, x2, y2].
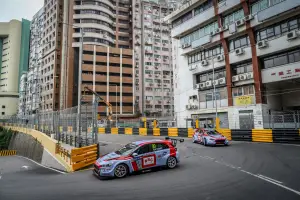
[1, 134, 300, 200]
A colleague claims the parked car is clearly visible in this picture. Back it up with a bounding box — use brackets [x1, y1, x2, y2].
[93, 137, 184, 178]
[192, 128, 229, 146]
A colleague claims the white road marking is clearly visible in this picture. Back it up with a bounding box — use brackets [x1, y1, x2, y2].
[257, 174, 283, 184]
[240, 170, 300, 196]
[21, 165, 30, 170]
[16, 156, 66, 174]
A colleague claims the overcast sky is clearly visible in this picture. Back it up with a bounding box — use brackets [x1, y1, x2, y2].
[0, 0, 43, 22]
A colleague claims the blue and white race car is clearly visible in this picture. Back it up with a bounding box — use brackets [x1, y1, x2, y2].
[192, 128, 229, 146]
[93, 137, 184, 178]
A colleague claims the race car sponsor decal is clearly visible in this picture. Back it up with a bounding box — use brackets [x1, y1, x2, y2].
[142, 155, 156, 168]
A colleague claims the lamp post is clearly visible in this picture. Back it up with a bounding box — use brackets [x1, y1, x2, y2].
[211, 57, 218, 123]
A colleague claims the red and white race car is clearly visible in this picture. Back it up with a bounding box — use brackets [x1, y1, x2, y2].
[192, 128, 229, 146]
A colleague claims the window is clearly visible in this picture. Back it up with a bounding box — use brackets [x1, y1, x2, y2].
[152, 143, 169, 151]
[232, 85, 255, 97]
[188, 45, 223, 64]
[256, 15, 300, 41]
[262, 48, 300, 69]
[146, 96, 153, 100]
[194, 0, 213, 16]
[233, 62, 253, 75]
[229, 35, 250, 51]
[1, 112, 5, 115]
[2, 105, 5, 109]
[223, 9, 244, 26]
[196, 69, 226, 83]
[155, 96, 162, 100]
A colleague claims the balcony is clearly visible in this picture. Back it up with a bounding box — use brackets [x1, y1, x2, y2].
[257, 31, 300, 57]
[171, 6, 214, 38]
[73, 5, 114, 18]
[145, 49, 153, 54]
[217, 0, 240, 15]
[229, 46, 252, 65]
[261, 61, 300, 84]
[73, 13, 113, 24]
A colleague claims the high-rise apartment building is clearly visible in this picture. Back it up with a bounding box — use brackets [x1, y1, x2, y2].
[60, 0, 135, 117]
[0, 19, 30, 118]
[40, 0, 63, 111]
[18, 7, 45, 117]
[166, 0, 300, 128]
[133, 0, 175, 118]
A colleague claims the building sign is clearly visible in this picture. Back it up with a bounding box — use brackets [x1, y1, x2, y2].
[234, 96, 253, 106]
[262, 64, 300, 83]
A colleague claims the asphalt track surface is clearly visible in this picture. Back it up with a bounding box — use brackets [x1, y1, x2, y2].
[1, 134, 300, 200]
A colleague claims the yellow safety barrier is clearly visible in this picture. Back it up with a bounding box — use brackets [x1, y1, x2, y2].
[168, 128, 178, 137]
[188, 128, 194, 138]
[71, 144, 98, 171]
[252, 129, 273, 143]
[0, 150, 17, 156]
[139, 128, 147, 136]
[98, 127, 105, 134]
[153, 128, 160, 136]
[125, 128, 133, 135]
[111, 128, 118, 134]
[216, 128, 232, 141]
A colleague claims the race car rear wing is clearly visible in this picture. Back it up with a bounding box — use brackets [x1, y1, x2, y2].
[165, 137, 184, 147]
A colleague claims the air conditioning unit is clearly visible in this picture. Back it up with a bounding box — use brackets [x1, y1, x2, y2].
[235, 48, 244, 55]
[200, 83, 206, 89]
[210, 31, 215, 36]
[215, 28, 221, 34]
[232, 75, 239, 82]
[185, 43, 191, 48]
[236, 19, 245, 27]
[186, 105, 191, 110]
[287, 30, 298, 40]
[216, 54, 224, 62]
[192, 105, 198, 109]
[201, 60, 208, 66]
[196, 84, 201, 89]
[205, 80, 212, 87]
[247, 72, 253, 79]
[257, 40, 268, 49]
[244, 14, 254, 21]
[239, 74, 247, 81]
[213, 80, 219, 86]
[222, 25, 229, 31]
[219, 77, 226, 84]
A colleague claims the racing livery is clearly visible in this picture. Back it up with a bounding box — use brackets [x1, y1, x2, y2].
[192, 128, 229, 146]
[93, 137, 184, 178]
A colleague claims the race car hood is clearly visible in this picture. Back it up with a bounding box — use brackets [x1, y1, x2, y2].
[209, 134, 225, 139]
[97, 152, 132, 162]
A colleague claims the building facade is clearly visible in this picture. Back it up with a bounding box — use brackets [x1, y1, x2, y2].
[133, 0, 175, 118]
[0, 19, 30, 118]
[40, 0, 63, 111]
[61, 0, 135, 117]
[166, 0, 300, 129]
[18, 7, 45, 117]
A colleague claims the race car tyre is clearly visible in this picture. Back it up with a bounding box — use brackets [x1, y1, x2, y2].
[114, 164, 128, 178]
[166, 156, 177, 169]
[192, 138, 196, 143]
[203, 138, 207, 146]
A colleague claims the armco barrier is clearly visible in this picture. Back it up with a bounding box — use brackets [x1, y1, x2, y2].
[111, 128, 118, 134]
[125, 128, 133, 135]
[188, 128, 194, 138]
[105, 128, 111, 134]
[139, 128, 147, 136]
[153, 128, 160, 136]
[118, 128, 125, 134]
[216, 128, 232, 141]
[252, 129, 273, 143]
[168, 128, 178, 137]
[231, 129, 252, 141]
[178, 128, 188, 137]
[160, 128, 168, 136]
[0, 150, 17, 156]
[98, 127, 105, 134]
[147, 128, 153, 136]
[71, 144, 99, 171]
[132, 128, 139, 135]
[272, 129, 300, 144]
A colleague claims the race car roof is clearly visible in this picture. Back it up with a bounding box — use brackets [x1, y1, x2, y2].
[132, 139, 165, 146]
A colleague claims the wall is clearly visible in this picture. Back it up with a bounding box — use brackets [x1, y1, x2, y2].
[0, 96, 19, 117]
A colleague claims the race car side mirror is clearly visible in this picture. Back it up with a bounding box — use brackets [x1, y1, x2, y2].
[132, 153, 138, 157]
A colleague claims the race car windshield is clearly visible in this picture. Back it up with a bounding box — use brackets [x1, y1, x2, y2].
[207, 131, 220, 135]
[115, 143, 138, 156]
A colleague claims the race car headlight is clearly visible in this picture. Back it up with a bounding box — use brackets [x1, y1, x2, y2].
[102, 162, 113, 168]
[209, 138, 215, 141]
